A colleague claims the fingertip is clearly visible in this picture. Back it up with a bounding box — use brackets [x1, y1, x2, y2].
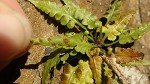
[0, 1, 32, 70]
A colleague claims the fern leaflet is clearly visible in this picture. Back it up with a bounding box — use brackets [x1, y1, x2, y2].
[119, 23, 150, 44]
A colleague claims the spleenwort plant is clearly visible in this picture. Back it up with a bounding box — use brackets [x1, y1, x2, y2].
[29, 0, 150, 84]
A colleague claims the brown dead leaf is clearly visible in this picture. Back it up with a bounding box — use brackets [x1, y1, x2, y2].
[114, 47, 144, 64]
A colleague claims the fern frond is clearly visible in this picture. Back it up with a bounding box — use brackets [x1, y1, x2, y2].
[89, 48, 102, 84]
[42, 50, 61, 84]
[119, 23, 150, 44]
[31, 33, 96, 54]
[121, 60, 150, 67]
[29, 0, 102, 30]
[60, 63, 79, 84]
[31, 33, 83, 49]
[102, 11, 135, 41]
[103, 0, 122, 24]
[28, 0, 75, 29]
[60, 60, 94, 84]
[63, 0, 102, 29]
[76, 60, 94, 84]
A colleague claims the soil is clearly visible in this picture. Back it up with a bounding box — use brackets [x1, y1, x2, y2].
[0, 0, 150, 84]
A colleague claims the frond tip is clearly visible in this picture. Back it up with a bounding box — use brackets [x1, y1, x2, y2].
[103, 0, 122, 24]
[119, 23, 150, 44]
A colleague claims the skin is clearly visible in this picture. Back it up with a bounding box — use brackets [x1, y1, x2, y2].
[0, 0, 32, 70]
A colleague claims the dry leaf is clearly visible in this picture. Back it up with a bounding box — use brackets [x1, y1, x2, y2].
[114, 47, 144, 64]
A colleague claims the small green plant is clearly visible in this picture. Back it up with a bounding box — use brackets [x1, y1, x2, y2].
[29, 0, 150, 84]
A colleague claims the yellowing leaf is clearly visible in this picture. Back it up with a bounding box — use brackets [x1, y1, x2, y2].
[114, 47, 144, 64]
[60, 63, 78, 84]
[89, 48, 102, 84]
[60, 60, 94, 84]
[102, 25, 121, 41]
[102, 11, 135, 41]
[76, 60, 94, 84]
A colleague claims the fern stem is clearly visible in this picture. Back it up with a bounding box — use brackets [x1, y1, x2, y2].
[87, 36, 94, 42]
[103, 40, 119, 46]
[106, 6, 116, 25]
[75, 20, 87, 31]
[102, 34, 108, 43]
[99, 26, 103, 40]
[106, 0, 118, 25]
[94, 30, 98, 39]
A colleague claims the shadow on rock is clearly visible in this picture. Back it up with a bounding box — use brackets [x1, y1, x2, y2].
[0, 52, 29, 84]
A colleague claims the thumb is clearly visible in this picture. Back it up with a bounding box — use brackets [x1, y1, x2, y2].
[0, 1, 32, 70]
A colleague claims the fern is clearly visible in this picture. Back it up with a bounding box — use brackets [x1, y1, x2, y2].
[29, 0, 102, 30]
[31, 33, 96, 54]
[31, 33, 83, 49]
[103, 0, 122, 24]
[29, 0, 150, 84]
[63, 0, 102, 29]
[119, 22, 150, 44]
[121, 60, 150, 67]
[42, 49, 61, 84]
[89, 48, 102, 84]
[60, 60, 94, 84]
[102, 11, 135, 41]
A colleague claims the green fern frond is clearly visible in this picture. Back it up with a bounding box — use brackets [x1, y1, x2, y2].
[119, 23, 150, 44]
[28, 0, 75, 29]
[31, 33, 96, 54]
[63, 0, 102, 29]
[29, 0, 150, 83]
[29, 0, 102, 30]
[31, 33, 82, 49]
[121, 60, 150, 67]
[103, 0, 122, 24]
[42, 50, 61, 84]
[75, 36, 96, 54]
[77, 60, 94, 84]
